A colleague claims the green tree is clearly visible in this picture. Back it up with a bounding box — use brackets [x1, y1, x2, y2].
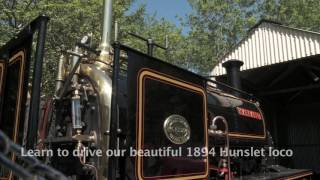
[260, 0, 320, 31]
[182, 0, 259, 75]
[0, 0, 184, 95]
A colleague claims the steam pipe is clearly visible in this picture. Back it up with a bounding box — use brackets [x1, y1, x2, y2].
[114, 21, 118, 42]
[99, 0, 113, 63]
[55, 54, 66, 96]
[56, 50, 83, 99]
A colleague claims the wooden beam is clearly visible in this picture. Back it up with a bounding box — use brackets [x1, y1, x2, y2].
[267, 65, 297, 89]
[258, 83, 320, 96]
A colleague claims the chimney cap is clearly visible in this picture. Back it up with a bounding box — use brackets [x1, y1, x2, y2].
[222, 59, 244, 68]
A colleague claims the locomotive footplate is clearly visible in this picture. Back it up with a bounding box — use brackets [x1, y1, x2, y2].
[237, 166, 312, 180]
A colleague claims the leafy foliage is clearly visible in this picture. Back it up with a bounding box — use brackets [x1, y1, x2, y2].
[183, 0, 261, 74]
[0, 0, 183, 95]
[260, 0, 320, 31]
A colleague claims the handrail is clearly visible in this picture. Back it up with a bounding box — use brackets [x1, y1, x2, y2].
[206, 78, 254, 100]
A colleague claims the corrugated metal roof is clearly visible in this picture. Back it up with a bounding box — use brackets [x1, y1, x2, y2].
[212, 21, 320, 76]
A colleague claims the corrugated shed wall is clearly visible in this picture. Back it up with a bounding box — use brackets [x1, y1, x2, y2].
[212, 22, 320, 76]
[277, 103, 320, 170]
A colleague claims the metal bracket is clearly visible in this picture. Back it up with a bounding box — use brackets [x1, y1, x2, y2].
[72, 131, 97, 144]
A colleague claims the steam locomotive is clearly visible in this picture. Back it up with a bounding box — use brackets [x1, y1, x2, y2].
[0, 0, 314, 180]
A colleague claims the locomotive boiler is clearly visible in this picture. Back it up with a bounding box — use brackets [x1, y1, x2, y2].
[0, 0, 314, 179]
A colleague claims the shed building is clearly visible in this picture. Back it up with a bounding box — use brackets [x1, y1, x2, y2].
[211, 20, 320, 177]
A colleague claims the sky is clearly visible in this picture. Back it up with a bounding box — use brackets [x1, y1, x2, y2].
[129, 0, 192, 34]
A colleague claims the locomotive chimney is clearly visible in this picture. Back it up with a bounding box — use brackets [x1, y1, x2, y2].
[99, 0, 113, 64]
[222, 59, 243, 94]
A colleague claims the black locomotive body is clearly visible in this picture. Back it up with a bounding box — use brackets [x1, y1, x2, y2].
[0, 6, 314, 180]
